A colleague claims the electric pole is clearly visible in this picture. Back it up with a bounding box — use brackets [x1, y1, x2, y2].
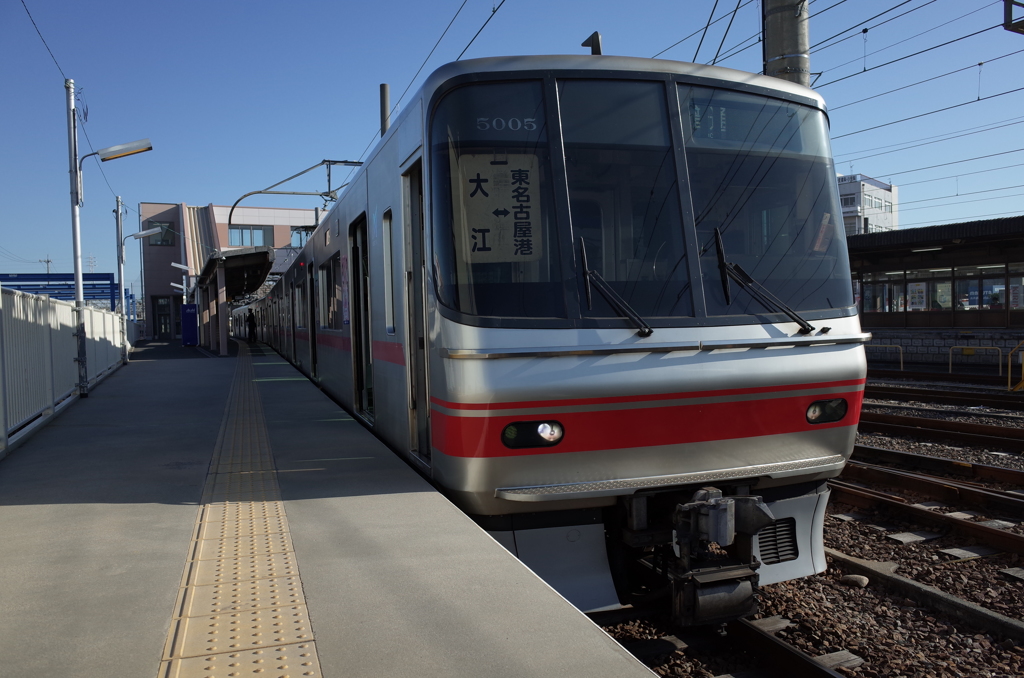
[763, 0, 810, 87]
[39, 258, 52, 275]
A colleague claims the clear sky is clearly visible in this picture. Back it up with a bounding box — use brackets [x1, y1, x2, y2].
[2, 0, 1022, 293]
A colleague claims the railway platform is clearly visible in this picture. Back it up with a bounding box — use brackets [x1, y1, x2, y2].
[0, 340, 652, 678]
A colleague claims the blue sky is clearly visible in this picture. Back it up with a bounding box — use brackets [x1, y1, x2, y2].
[2, 0, 1022, 292]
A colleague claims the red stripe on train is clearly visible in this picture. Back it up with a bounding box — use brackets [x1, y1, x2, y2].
[316, 333, 352, 351]
[430, 386, 864, 458]
[372, 340, 406, 366]
[430, 378, 865, 412]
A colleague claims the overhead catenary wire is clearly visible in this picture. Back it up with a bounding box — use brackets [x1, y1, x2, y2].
[834, 114, 1024, 158]
[836, 118, 1024, 164]
[692, 0, 721, 62]
[651, 0, 755, 59]
[820, 3, 1000, 78]
[896, 162, 1024, 188]
[831, 86, 1024, 140]
[830, 48, 1024, 110]
[811, 0, 933, 52]
[896, 210, 1024, 229]
[341, 0, 488, 186]
[873, 148, 1024, 178]
[19, 0, 66, 79]
[816, 24, 1000, 88]
[893, 191, 1024, 215]
[457, 0, 508, 60]
[895, 183, 1024, 208]
[711, 0, 744, 65]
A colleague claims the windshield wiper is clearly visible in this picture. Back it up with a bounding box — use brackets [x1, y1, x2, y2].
[579, 238, 653, 338]
[713, 228, 826, 335]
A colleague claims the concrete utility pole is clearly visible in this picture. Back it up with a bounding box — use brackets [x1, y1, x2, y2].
[66, 78, 90, 397]
[763, 0, 810, 87]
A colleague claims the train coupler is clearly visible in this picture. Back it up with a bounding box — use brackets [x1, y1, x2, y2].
[668, 487, 776, 626]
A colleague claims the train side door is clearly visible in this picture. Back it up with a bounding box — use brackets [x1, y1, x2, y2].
[404, 162, 430, 463]
[350, 216, 374, 421]
[308, 260, 319, 379]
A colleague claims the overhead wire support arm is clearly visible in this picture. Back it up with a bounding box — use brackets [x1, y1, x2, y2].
[227, 159, 362, 228]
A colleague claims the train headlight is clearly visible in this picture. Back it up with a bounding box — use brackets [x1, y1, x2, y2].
[502, 421, 565, 449]
[806, 398, 848, 424]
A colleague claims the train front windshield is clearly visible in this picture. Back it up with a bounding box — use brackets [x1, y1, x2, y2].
[430, 77, 852, 326]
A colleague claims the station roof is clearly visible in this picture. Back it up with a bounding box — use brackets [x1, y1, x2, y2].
[848, 215, 1024, 272]
[197, 246, 274, 300]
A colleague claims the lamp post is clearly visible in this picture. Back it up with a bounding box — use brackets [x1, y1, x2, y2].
[117, 210, 162, 365]
[66, 78, 152, 395]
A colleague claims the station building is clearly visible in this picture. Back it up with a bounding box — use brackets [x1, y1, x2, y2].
[139, 202, 317, 351]
[849, 214, 1024, 375]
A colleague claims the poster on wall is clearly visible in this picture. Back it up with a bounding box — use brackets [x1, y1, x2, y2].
[907, 281, 926, 311]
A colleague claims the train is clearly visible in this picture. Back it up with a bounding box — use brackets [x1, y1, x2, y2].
[236, 54, 868, 626]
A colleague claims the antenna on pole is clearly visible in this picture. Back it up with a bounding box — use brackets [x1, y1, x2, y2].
[582, 32, 602, 55]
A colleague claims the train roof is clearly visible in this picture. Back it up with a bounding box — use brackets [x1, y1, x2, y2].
[333, 54, 827, 218]
[420, 54, 826, 109]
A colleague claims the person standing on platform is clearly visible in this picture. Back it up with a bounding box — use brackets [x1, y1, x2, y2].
[246, 309, 257, 343]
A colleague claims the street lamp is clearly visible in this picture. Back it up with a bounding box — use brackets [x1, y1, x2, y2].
[116, 206, 161, 365]
[66, 78, 152, 395]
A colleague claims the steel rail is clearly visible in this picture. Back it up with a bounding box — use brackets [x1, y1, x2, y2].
[829, 482, 1024, 556]
[857, 413, 1024, 451]
[851, 444, 1024, 486]
[841, 460, 1024, 518]
[724, 619, 846, 678]
[868, 369, 1006, 387]
[865, 385, 1024, 411]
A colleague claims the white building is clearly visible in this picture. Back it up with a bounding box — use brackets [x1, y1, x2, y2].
[837, 174, 898, 236]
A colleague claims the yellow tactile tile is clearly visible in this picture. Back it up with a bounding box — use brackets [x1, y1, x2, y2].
[192, 532, 293, 561]
[198, 516, 288, 540]
[160, 343, 322, 676]
[201, 489, 283, 505]
[165, 605, 313, 658]
[158, 642, 322, 678]
[188, 550, 300, 587]
[201, 501, 286, 523]
[174, 576, 306, 617]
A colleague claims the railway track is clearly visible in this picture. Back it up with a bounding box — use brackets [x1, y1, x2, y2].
[591, 607, 850, 677]
[857, 411, 1024, 451]
[865, 384, 1024, 411]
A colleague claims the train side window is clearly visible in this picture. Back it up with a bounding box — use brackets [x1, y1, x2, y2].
[295, 282, 307, 329]
[382, 209, 396, 335]
[318, 257, 340, 329]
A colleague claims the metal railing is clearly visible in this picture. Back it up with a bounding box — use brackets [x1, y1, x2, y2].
[1008, 339, 1024, 391]
[1, 286, 125, 457]
[948, 345, 1003, 377]
[866, 343, 904, 371]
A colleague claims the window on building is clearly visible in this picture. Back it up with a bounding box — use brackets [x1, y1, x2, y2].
[860, 271, 905, 313]
[291, 228, 313, 248]
[840, 196, 856, 207]
[906, 268, 951, 311]
[228, 226, 273, 247]
[954, 265, 1007, 310]
[148, 221, 174, 246]
[884, 200, 893, 213]
[1009, 263, 1024, 310]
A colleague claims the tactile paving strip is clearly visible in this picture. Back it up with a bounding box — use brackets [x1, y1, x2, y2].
[159, 343, 322, 677]
[159, 642, 322, 678]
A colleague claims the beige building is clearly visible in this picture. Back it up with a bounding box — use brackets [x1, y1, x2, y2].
[139, 202, 317, 351]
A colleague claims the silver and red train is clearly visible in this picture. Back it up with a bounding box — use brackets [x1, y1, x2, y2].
[239, 54, 868, 625]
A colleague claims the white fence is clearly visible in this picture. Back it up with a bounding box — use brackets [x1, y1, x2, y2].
[0, 286, 125, 456]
